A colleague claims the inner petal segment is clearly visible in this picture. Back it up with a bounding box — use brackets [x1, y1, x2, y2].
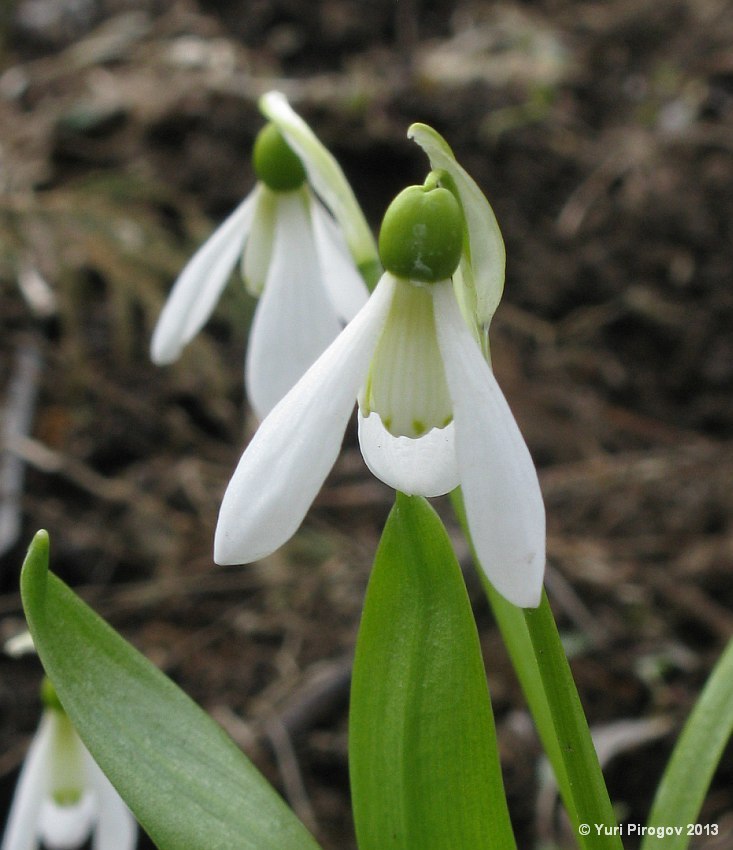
[362, 276, 452, 438]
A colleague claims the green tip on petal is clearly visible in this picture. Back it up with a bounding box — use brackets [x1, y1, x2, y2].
[252, 123, 307, 192]
[379, 184, 464, 283]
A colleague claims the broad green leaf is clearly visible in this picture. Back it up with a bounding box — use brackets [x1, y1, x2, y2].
[349, 494, 516, 850]
[20, 531, 323, 850]
[642, 637, 733, 850]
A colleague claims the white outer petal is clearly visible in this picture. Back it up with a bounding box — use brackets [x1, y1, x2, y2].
[357, 412, 459, 496]
[38, 793, 96, 850]
[1, 714, 53, 850]
[434, 282, 545, 608]
[150, 190, 258, 364]
[87, 754, 137, 850]
[215, 274, 396, 565]
[310, 198, 369, 322]
[245, 192, 342, 419]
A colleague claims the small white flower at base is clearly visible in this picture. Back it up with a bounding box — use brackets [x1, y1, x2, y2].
[151, 92, 376, 420]
[2, 690, 137, 850]
[214, 145, 547, 609]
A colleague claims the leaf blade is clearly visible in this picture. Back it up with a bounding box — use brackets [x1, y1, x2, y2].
[349, 494, 516, 850]
[20, 530, 322, 850]
[642, 636, 733, 850]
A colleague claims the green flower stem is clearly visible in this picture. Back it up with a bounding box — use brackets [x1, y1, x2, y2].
[450, 489, 622, 849]
[641, 637, 733, 850]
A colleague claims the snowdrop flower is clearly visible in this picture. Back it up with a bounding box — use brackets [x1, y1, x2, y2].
[151, 91, 379, 419]
[2, 679, 137, 850]
[214, 124, 545, 608]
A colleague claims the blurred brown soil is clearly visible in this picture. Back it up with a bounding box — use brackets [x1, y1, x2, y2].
[1, 1, 732, 848]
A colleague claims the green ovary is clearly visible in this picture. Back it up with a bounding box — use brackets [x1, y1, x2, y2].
[363, 277, 453, 438]
[378, 183, 464, 283]
[252, 123, 307, 192]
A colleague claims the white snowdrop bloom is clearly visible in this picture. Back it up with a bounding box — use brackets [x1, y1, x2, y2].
[151, 91, 378, 420]
[214, 126, 546, 608]
[2, 683, 137, 850]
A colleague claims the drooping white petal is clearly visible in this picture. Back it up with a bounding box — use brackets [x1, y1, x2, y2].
[87, 756, 136, 850]
[151, 190, 258, 364]
[408, 123, 506, 328]
[1, 714, 54, 850]
[358, 412, 459, 497]
[245, 191, 343, 420]
[259, 91, 379, 272]
[310, 197, 369, 321]
[215, 274, 396, 565]
[434, 282, 545, 608]
[38, 793, 96, 850]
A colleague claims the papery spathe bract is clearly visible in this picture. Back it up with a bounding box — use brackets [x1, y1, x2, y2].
[408, 122, 506, 354]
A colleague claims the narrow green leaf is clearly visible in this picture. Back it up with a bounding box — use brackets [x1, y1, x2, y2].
[642, 637, 733, 850]
[349, 494, 516, 850]
[20, 530, 323, 850]
[450, 489, 621, 850]
[524, 595, 622, 850]
[482, 580, 577, 826]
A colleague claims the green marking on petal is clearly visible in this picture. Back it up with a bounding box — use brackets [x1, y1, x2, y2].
[53, 788, 84, 806]
[412, 420, 426, 436]
[49, 712, 87, 806]
[252, 123, 307, 192]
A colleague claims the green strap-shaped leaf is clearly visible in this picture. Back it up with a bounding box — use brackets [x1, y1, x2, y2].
[20, 531, 323, 850]
[349, 494, 516, 850]
[450, 488, 622, 850]
[642, 636, 733, 850]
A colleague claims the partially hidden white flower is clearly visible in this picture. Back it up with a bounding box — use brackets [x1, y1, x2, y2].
[214, 127, 546, 608]
[151, 91, 377, 420]
[2, 696, 137, 850]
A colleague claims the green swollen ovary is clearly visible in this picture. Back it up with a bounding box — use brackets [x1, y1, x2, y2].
[378, 184, 464, 283]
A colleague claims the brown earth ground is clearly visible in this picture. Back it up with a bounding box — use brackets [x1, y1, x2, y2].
[1, 1, 732, 847]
